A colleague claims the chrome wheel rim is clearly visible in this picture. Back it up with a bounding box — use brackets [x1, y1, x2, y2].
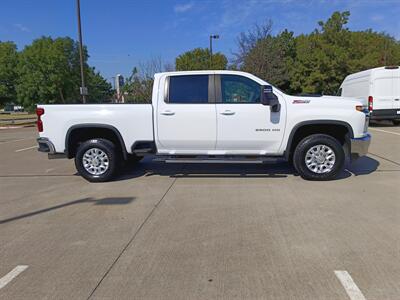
[305, 144, 336, 174]
[82, 148, 109, 176]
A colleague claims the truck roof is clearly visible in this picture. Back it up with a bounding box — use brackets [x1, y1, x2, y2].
[155, 70, 257, 78]
[154, 70, 271, 87]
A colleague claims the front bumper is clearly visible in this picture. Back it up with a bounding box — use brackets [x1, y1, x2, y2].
[37, 138, 66, 159]
[350, 133, 371, 159]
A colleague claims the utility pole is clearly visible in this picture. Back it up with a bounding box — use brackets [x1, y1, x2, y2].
[209, 34, 219, 69]
[76, 0, 87, 103]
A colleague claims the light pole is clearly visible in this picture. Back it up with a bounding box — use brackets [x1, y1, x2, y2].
[76, 0, 87, 103]
[209, 34, 219, 69]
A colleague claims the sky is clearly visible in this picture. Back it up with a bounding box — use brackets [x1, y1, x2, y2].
[1, 0, 400, 82]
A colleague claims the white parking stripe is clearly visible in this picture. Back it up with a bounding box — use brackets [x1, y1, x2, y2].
[0, 138, 35, 144]
[334, 270, 366, 300]
[0, 265, 28, 290]
[15, 145, 37, 152]
[370, 128, 400, 136]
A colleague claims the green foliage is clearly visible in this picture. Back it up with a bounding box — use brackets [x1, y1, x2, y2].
[14, 36, 111, 111]
[16, 37, 81, 110]
[175, 48, 227, 71]
[86, 67, 113, 103]
[237, 11, 400, 95]
[122, 58, 164, 103]
[122, 76, 153, 103]
[242, 29, 295, 92]
[0, 41, 18, 106]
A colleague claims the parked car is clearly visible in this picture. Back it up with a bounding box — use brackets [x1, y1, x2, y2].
[339, 66, 400, 124]
[3, 104, 24, 113]
[36, 70, 371, 182]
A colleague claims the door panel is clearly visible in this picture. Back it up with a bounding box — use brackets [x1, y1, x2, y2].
[393, 74, 400, 109]
[373, 77, 394, 110]
[216, 104, 284, 153]
[156, 75, 217, 151]
[215, 75, 285, 154]
[157, 105, 216, 150]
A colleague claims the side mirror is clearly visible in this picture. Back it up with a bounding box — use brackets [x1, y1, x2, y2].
[261, 85, 281, 112]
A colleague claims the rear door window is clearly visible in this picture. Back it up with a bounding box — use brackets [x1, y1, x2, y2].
[168, 75, 209, 104]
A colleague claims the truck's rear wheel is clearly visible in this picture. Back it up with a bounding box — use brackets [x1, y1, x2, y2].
[293, 134, 345, 181]
[393, 120, 400, 126]
[75, 138, 119, 182]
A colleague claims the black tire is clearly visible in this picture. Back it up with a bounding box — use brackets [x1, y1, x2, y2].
[75, 138, 120, 182]
[393, 120, 400, 126]
[293, 134, 345, 181]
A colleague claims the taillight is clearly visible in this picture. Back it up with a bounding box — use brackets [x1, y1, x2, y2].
[368, 96, 373, 111]
[36, 107, 44, 132]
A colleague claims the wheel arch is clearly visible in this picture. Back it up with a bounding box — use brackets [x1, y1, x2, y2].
[65, 124, 128, 160]
[285, 120, 354, 161]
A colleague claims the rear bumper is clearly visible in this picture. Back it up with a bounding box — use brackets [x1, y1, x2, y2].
[370, 109, 400, 120]
[37, 137, 55, 153]
[350, 133, 371, 159]
[37, 138, 66, 159]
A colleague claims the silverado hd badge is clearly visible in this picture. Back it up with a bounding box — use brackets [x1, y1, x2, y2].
[293, 99, 311, 104]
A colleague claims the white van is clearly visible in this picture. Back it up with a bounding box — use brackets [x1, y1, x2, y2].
[339, 66, 400, 124]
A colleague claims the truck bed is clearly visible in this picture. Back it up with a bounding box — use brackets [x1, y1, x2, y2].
[39, 104, 154, 154]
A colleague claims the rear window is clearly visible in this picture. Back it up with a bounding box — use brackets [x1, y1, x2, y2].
[168, 75, 209, 104]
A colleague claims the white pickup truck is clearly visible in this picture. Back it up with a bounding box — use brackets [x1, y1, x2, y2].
[36, 70, 371, 182]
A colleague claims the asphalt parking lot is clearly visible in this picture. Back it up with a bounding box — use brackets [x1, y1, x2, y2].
[0, 125, 399, 300]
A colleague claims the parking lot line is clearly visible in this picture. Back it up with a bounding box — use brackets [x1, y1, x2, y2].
[87, 177, 178, 299]
[369, 128, 400, 136]
[0, 265, 29, 290]
[15, 145, 37, 152]
[0, 137, 35, 144]
[369, 152, 400, 167]
[334, 270, 366, 300]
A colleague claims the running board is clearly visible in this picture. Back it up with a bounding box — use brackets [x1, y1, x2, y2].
[154, 156, 284, 164]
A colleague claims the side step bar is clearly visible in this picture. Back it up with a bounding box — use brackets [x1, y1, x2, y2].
[154, 156, 284, 164]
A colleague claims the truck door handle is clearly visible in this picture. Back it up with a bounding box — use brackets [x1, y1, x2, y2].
[395, 99, 400, 101]
[161, 110, 175, 116]
[220, 110, 235, 115]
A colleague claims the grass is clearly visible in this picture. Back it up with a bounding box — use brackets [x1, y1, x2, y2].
[0, 113, 36, 120]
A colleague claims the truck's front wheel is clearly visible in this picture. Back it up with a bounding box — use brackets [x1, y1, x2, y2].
[75, 138, 119, 182]
[293, 134, 345, 181]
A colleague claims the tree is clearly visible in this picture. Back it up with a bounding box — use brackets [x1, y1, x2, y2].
[233, 20, 273, 67]
[290, 11, 400, 95]
[290, 11, 352, 94]
[241, 29, 295, 91]
[16, 36, 111, 110]
[175, 48, 227, 70]
[122, 57, 164, 103]
[86, 67, 112, 103]
[0, 41, 18, 106]
[236, 11, 400, 95]
[16, 37, 80, 110]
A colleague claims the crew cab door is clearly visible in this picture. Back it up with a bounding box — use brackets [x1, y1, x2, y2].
[215, 74, 285, 154]
[156, 74, 217, 152]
